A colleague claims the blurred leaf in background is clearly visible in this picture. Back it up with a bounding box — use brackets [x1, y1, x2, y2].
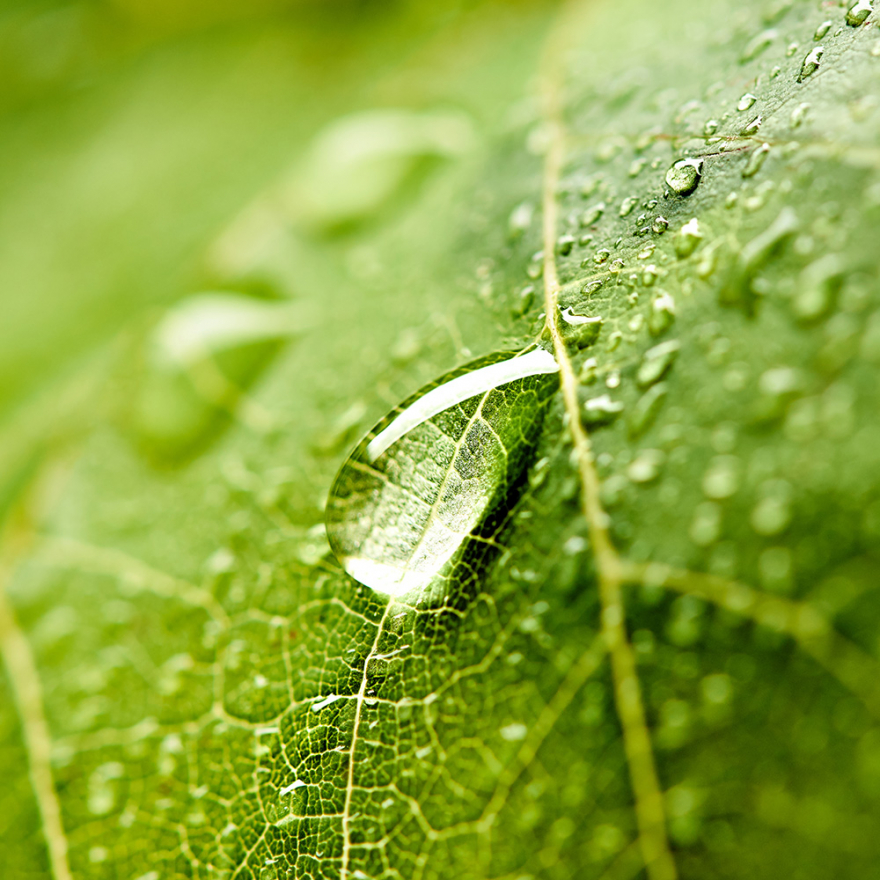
[3, 0, 880, 879]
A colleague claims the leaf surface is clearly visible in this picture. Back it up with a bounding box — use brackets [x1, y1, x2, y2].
[2, 1, 880, 879]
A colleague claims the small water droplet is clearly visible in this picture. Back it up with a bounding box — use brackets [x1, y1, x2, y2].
[691, 502, 722, 546]
[792, 254, 844, 322]
[511, 285, 535, 318]
[581, 175, 602, 197]
[652, 216, 670, 234]
[665, 158, 703, 196]
[702, 456, 742, 499]
[742, 115, 763, 135]
[556, 234, 576, 256]
[581, 203, 606, 226]
[628, 383, 668, 438]
[579, 357, 598, 384]
[742, 143, 771, 177]
[790, 102, 810, 128]
[605, 369, 621, 389]
[583, 394, 624, 427]
[500, 722, 528, 742]
[786, 41, 800, 58]
[629, 157, 648, 178]
[741, 28, 778, 62]
[758, 546, 794, 593]
[132, 293, 310, 461]
[798, 46, 824, 81]
[594, 248, 611, 265]
[814, 20, 833, 40]
[737, 93, 758, 112]
[291, 108, 475, 233]
[642, 264, 660, 287]
[846, 0, 873, 26]
[620, 196, 638, 217]
[326, 349, 560, 599]
[674, 218, 703, 258]
[606, 330, 623, 351]
[751, 480, 794, 535]
[563, 314, 604, 349]
[582, 279, 605, 295]
[649, 291, 676, 335]
[628, 449, 665, 484]
[637, 340, 680, 387]
[508, 202, 534, 237]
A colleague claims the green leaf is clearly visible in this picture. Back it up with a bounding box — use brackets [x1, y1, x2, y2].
[2, 0, 880, 879]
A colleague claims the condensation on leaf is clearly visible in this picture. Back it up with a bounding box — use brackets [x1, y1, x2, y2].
[325, 348, 559, 601]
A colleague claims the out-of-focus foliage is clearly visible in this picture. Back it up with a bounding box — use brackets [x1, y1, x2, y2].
[2, 0, 880, 878]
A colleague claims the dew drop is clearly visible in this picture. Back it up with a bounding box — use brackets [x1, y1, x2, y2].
[132, 293, 311, 461]
[594, 249, 611, 265]
[637, 340, 680, 387]
[751, 481, 794, 535]
[792, 254, 844, 322]
[702, 456, 742, 499]
[628, 383, 668, 438]
[583, 394, 624, 427]
[742, 143, 771, 178]
[563, 314, 604, 349]
[665, 158, 703, 196]
[581, 203, 606, 226]
[846, 0, 873, 26]
[579, 357, 599, 384]
[325, 349, 559, 599]
[556, 234, 576, 256]
[737, 93, 758, 112]
[629, 158, 648, 178]
[652, 216, 669, 234]
[691, 502, 722, 546]
[798, 46, 824, 81]
[649, 291, 676, 335]
[620, 196, 639, 217]
[628, 449, 665, 484]
[290, 108, 475, 234]
[741, 28, 778, 62]
[790, 102, 810, 128]
[814, 20, 833, 40]
[674, 218, 703, 258]
[508, 202, 534, 237]
[742, 115, 763, 135]
[511, 285, 535, 318]
[704, 119, 720, 136]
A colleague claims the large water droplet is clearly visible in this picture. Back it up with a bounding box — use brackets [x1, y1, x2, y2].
[325, 348, 559, 600]
[665, 159, 703, 196]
